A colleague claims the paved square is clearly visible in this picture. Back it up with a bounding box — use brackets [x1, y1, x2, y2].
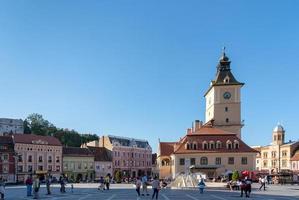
[3, 183, 299, 200]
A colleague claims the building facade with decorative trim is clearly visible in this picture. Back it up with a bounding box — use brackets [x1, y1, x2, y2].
[13, 134, 63, 182]
[62, 147, 95, 182]
[86, 135, 152, 178]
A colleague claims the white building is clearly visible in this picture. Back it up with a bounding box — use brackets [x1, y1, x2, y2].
[0, 118, 24, 135]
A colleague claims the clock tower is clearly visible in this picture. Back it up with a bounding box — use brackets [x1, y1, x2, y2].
[204, 49, 244, 138]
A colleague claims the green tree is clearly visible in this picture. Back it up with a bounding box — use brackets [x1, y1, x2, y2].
[25, 113, 54, 136]
[232, 170, 239, 181]
[25, 113, 99, 147]
[114, 170, 122, 183]
[23, 119, 31, 134]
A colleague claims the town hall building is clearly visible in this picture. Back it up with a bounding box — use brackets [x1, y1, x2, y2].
[157, 50, 257, 179]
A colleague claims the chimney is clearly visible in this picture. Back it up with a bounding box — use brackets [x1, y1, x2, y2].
[194, 120, 202, 132]
[187, 128, 192, 135]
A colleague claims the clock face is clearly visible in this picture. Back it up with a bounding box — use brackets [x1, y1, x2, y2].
[223, 92, 231, 99]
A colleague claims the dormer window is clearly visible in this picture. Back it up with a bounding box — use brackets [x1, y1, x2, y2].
[186, 143, 190, 150]
[216, 141, 222, 149]
[226, 140, 232, 149]
[193, 142, 197, 150]
[234, 140, 239, 149]
[202, 141, 208, 150]
[209, 141, 215, 149]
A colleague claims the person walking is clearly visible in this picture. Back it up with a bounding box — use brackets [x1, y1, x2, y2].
[244, 177, 252, 198]
[105, 174, 111, 190]
[0, 177, 5, 200]
[59, 175, 66, 193]
[33, 175, 40, 199]
[135, 177, 142, 199]
[25, 175, 33, 197]
[151, 177, 160, 200]
[259, 176, 266, 191]
[45, 175, 51, 195]
[240, 179, 246, 197]
[198, 179, 206, 194]
[141, 175, 149, 196]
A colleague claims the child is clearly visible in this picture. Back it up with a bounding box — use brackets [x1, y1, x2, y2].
[198, 179, 206, 194]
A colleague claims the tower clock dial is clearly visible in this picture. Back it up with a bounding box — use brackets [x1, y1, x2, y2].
[223, 92, 231, 99]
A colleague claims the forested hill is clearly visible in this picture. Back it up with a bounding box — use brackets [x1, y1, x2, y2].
[23, 113, 98, 147]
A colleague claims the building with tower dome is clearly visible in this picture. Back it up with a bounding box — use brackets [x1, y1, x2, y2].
[255, 124, 299, 178]
[157, 50, 257, 179]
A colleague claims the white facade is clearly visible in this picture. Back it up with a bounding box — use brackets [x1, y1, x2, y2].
[0, 118, 24, 135]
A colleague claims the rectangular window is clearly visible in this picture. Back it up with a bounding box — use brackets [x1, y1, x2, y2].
[48, 165, 52, 171]
[228, 157, 234, 165]
[56, 156, 60, 163]
[18, 155, 23, 162]
[56, 165, 60, 172]
[38, 165, 43, 171]
[28, 165, 33, 172]
[241, 157, 248, 165]
[17, 165, 23, 173]
[38, 156, 43, 162]
[263, 161, 267, 168]
[263, 152, 268, 158]
[179, 158, 185, 165]
[190, 158, 196, 165]
[2, 154, 8, 162]
[2, 165, 8, 173]
[282, 160, 287, 168]
[215, 157, 221, 165]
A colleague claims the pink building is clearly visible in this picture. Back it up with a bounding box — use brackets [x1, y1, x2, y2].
[13, 134, 63, 182]
[0, 136, 16, 183]
[86, 135, 152, 178]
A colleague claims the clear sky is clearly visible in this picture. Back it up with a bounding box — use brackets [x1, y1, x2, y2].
[1, 1, 298, 152]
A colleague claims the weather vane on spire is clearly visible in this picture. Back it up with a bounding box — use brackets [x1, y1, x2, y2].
[222, 46, 226, 55]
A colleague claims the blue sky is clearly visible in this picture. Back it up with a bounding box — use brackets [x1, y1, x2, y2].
[0, 1, 298, 152]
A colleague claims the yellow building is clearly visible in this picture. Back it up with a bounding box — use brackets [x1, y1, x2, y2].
[62, 147, 95, 182]
[258, 125, 299, 174]
[158, 50, 256, 179]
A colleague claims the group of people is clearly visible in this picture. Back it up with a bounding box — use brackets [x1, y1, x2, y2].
[98, 174, 111, 191]
[135, 176, 162, 200]
[24, 174, 68, 199]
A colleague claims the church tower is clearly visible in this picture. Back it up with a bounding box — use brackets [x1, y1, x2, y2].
[272, 124, 285, 145]
[204, 49, 244, 138]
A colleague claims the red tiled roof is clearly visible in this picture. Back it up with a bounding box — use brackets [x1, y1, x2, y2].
[159, 142, 175, 157]
[189, 127, 236, 136]
[160, 126, 257, 155]
[63, 147, 94, 157]
[291, 151, 299, 161]
[13, 134, 62, 146]
[0, 136, 14, 144]
[88, 146, 112, 161]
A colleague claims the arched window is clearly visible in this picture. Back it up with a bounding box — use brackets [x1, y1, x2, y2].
[200, 157, 208, 165]
[202, 141, 208, 150]
[216, 141, 222, 149]
[193, 142, 197, 150]
[234, 140, 239, 149]
[186, 143, 190, 150]
[209, 141, 215, 149]
[226, 140, 232, 149]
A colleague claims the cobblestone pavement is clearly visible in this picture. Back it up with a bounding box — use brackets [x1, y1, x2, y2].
[3, 183, 299, 200]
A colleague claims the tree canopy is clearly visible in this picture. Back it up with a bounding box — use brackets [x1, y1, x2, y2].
[24, 113, 99, 147]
